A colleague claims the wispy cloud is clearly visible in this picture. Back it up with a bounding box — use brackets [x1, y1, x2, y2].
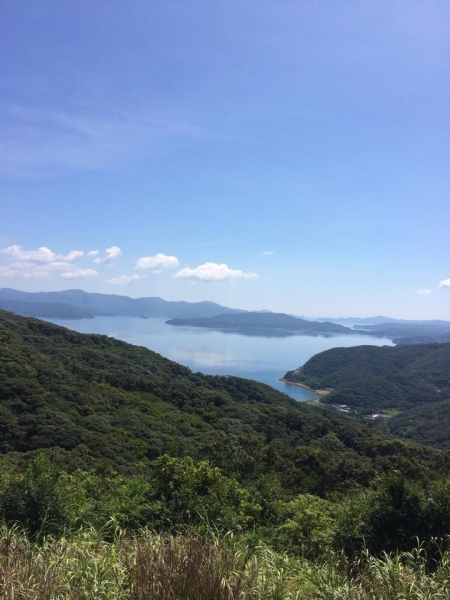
[94, 246, 122, 265]
[0, 265, 51, 279]
[0, 266, 21, 278]
[415, 289, 432, 295]
[261, 250, 275, 256]
[174, 262, 258, 283]
[439, 279, 450, 289]
[135, 253, 179, 273]
[0, 104, 203, 177]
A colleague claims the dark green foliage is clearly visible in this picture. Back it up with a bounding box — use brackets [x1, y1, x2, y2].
[271, 493, 339, 558]
[0, 453, 85, 535]
[285, 343, 450, 447]
[387, 400, 450, 448]
[148, 455, 259, 530]
[339, 472, 450, 556]
[0, 454, 258, 535]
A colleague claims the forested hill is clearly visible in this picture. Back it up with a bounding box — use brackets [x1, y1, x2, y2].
[284, 344, 450, 448]
[0, 310, 443, 495]
[167, 312, 352, 334]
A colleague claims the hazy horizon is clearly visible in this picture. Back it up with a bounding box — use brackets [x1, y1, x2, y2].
[1, 284, 448, 322]
[2, 2, 449, 319]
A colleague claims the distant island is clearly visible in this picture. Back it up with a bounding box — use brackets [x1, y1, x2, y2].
[352, 322, 450, 345]
[166, 311, 353, 334]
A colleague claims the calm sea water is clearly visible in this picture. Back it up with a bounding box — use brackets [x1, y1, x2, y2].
[46, 316, 394, 402]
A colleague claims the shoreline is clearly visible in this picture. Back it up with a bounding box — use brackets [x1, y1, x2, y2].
[278, 377, 330, 397]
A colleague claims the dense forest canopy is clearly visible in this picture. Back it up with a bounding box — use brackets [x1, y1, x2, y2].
[284, 343, 450, 447]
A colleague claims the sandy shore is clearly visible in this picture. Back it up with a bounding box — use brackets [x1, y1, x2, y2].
[278, 377, 330, 396]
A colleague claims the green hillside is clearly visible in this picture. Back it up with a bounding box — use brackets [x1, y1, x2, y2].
[284, 343, 450, 447]
[0, 310, 443, 495]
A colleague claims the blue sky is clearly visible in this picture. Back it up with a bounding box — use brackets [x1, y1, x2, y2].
[1, 1, 449, 318]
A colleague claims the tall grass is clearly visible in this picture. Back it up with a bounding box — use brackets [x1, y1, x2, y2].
[0, 525, 449, 599]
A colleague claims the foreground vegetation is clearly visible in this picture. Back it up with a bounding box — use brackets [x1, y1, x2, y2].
[1, 526, 450, 600]
[1, 451, 450, 597]
[1, 453, 450, 558]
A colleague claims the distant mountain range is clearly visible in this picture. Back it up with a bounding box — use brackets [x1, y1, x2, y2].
[0, 298, 94, 319]
[166, 312, 352, 334]
[295, 315, 401, 325]
[2, 287, 450, 344]
[0, 288, 245, 320]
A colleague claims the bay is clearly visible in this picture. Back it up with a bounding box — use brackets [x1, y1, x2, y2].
[46, 316, 394, 402]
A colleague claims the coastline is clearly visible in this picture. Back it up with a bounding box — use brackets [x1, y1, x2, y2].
[278, 377, 330, 397]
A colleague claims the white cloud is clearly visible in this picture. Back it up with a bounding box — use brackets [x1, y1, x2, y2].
[135, 253, 179, 272]
[61, 268, 98, 279]
[261, 250, 275, 256]
[86, 250, 99, 257]
[1, 245, 56, 263]
[0, 263, 51, 279]
[65, 250, 84, 261]
[2, 257, 84, 280]
[94, 246, 122, 265]
[1, 245, 84, 263]
[439, 279, 450, 289]
[105, 274, 145, 285]
[0, 244, 118, 281]
[174, 262, 259, 283]
[3, 267, 50, 279]
[415, 289, 432, 295]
